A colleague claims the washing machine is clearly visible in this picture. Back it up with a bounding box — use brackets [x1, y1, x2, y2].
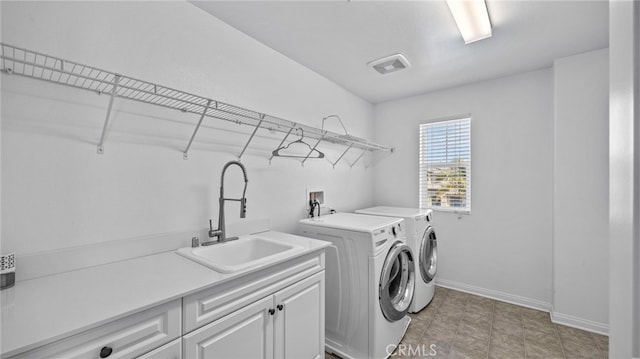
[298, 213, 415, 359]
[355, 207, 437, 313]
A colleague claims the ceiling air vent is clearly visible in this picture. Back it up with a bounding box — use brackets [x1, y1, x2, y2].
[367, 54, 410, 75]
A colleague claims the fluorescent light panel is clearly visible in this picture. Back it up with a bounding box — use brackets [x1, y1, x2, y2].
[446, 0, 492, 44]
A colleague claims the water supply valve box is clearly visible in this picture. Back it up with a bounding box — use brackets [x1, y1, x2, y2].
[306, 189, 330, 218]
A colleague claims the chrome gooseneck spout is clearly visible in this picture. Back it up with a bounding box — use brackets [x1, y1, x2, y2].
[206, 160, 248, 244]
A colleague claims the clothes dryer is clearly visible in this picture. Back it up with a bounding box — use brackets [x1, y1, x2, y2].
[355, 207, 437, 313]
[299, 213, 415, 359]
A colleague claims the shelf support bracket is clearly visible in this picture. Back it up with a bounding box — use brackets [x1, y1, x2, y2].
[238, 115, 264, 160]
[183, 99, 212, 160]
[97, 75, 120, 154]
[349, 150, 367, 168]
[332, 144, 353, 169]
[268, 126, 295, 164]
[301, 136, 324, 166]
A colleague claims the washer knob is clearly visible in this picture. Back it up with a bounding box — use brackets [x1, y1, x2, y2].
[391, 226, 397, 236]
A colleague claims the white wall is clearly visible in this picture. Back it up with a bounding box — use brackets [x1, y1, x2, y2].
[1, 2, 376, 261]
[373, 69, 554, 309]
[552, 49, 609, 334]
[609, 1, 640, 357]
[0, 1, 2, 253]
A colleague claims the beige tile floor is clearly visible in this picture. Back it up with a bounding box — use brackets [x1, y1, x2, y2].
[325, 286, 608, 359]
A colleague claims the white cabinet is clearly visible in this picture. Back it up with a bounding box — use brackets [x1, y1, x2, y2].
[183, 272, 324, 359]
[5, 249, 326, 359]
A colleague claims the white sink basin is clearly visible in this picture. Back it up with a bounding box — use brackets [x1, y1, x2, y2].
[176, 236, 302, 273]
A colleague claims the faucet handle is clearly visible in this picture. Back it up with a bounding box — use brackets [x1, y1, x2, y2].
[240, 198, 247, 219]
[191, 236, 200, 247]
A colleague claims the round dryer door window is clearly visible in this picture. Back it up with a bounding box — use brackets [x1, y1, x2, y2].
[379, 243, 415, 322]
[419, 226, 438, 283]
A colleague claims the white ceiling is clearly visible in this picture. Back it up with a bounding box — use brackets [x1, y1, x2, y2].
[191, 1, 609, 104]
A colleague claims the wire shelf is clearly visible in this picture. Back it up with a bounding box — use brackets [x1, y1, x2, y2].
[0, 43, 393, 162]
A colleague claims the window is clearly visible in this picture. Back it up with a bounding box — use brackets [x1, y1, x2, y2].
[419, 117, 471, 213]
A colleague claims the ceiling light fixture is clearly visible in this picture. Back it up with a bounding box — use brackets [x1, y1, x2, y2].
[446, 0, 492, 44]
[367, 54, 411, 75]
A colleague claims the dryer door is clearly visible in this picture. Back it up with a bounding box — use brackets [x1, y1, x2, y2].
[419, 226, 438, 283]
[379, 242, 415, 322]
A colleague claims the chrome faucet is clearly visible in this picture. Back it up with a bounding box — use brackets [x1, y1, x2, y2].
[205, 160, 248, 245]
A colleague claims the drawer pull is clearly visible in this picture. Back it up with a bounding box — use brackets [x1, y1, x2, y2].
[277, 304, 284, 311]
[100, 346, 113, 358]
[268, 308, 275, 315]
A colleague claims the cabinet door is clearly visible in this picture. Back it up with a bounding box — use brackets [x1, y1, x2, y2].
[183, 296, 274, 359]
[274, 272, 325, 359]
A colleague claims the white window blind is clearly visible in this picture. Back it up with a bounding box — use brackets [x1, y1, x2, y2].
[419, 117, 471, 213]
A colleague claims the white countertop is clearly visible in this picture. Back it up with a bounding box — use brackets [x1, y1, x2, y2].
[0, 231, 329, 357]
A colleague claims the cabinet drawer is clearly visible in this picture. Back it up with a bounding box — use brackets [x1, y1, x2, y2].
[183, 253, 323, 333]
[136, 338, 181, 359]
[10, 300, 181, 359]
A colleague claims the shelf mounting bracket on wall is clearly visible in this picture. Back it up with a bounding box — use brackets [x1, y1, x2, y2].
[331, 144, 353, 169]
[97, 75, 120, 154]
[238, 115, 264, 160]
[348, 149, 367, 168]
[183, 99, 213, 160]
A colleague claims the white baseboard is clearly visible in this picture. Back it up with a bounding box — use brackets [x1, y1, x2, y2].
[435, 278, 609, 336]
[550, 307, 609, 336]
[435, 278, 551, 312]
